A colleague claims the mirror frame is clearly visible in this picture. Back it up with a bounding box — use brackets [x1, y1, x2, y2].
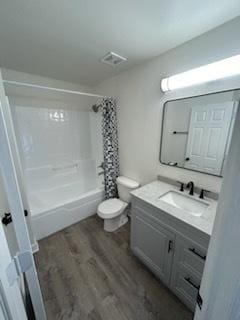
[159, 74, 240, 176]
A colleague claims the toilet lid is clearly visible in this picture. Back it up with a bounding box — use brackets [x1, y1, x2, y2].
[97, 198, 128, 219]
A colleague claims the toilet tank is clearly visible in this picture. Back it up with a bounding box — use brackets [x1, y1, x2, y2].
[117, 176, 139, 203]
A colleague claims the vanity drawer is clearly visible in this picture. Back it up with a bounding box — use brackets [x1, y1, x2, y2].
[174, 234, 207, 275]
[171, 264, 201, 311]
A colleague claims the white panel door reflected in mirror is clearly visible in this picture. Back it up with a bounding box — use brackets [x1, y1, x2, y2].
[160, 91, 239, 176]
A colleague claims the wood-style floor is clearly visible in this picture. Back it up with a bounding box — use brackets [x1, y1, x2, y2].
[35, 215, 193, 320]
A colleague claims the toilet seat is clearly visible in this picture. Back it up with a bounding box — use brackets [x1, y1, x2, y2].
[97, 198, 128, 219]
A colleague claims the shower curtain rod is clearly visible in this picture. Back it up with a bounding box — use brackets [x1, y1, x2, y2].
[2, 79, 107, 99]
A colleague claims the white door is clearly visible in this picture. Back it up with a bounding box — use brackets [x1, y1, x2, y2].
[184, 102, 235, 175]
[0, 70, 46, 319]
[0, 220, 27, 320]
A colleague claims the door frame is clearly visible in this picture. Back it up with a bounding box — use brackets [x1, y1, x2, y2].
[0, 220, 27, 320]
[1, 94, 36, 249]
[193, 99, 240, 319]
[0, 70, 46, 319]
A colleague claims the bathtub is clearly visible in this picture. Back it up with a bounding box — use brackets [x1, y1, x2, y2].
[25, 161, 104, 240]
[29, 184, 103, 240]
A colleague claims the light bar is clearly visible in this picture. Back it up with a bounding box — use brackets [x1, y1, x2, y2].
[161, 54, 240, 92]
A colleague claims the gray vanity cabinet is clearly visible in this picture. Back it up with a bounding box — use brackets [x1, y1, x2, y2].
[131, 206, 175, 285]
[131, 198, 209, 312]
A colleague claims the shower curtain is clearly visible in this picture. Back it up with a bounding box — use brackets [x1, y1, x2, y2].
[102, 98, 120, 199]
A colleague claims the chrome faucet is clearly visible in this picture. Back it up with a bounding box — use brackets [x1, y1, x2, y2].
[186, 181, 194, 196]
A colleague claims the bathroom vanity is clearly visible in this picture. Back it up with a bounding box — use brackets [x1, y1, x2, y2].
[130, 180, 217, 311]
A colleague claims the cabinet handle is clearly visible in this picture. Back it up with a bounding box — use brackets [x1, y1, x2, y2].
[184, 277, 200, 290]
[189, 248, 206, 261]
[168, 240, 173, 253]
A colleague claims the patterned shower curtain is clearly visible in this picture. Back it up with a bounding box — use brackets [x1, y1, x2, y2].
[102, 98, 120, 199]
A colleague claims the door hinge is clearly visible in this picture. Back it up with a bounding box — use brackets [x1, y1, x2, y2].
[168, 240, 173, 253]
[6, 251, 33, 286]
[197, 290, 203, 310]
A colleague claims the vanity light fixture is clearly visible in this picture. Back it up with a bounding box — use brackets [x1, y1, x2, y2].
[161, 54, 240, 92]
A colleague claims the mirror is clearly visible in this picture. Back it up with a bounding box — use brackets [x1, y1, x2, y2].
[160, 90, 239, 176]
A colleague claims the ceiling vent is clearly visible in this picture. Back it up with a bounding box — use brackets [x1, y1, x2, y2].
[101, 52, 127, 67]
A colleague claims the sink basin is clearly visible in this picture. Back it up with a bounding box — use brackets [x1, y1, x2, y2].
[158, 191, 209, 216]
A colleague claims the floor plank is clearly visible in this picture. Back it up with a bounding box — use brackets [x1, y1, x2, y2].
[35, 215, 193, 320]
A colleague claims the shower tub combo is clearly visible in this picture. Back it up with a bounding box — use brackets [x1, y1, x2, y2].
[11, 102, 104, 241]
[27, 160, 103, 240]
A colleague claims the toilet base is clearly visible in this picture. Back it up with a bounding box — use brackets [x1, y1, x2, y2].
[104, 213, 128, 232]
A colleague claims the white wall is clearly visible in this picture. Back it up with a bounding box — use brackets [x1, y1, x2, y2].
[95, 17, 240, 193]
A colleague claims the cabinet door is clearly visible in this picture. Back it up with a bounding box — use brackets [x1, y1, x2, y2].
[131, 207, 175, 285]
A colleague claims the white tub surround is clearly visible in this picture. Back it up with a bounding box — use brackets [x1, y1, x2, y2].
[131, 180, 218, 311]
[11, 99, 103, 239]
[131, 180, 217, 237]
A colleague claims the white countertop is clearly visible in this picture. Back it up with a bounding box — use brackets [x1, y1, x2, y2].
[131, 180, 218, 236]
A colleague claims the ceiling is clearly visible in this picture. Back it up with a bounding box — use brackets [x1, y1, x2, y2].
[0, 1, 240, 86]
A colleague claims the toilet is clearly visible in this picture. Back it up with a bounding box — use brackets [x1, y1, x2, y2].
[97, 176, 139, 232]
